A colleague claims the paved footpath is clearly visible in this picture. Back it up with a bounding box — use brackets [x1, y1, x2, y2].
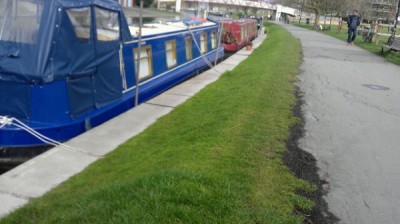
[281, 23, 400, 224]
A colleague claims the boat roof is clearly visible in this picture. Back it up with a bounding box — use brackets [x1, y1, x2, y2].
[0, 0, 131, 83]
[222, 19, 257, 25]
[56, 0, 122, 9]
[129, 20, 218, 37]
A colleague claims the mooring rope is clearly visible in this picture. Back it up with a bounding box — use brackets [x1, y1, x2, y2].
[163, 21, 223, 74]
[0, 116, 102, 157]
[188, 26, 220, 70]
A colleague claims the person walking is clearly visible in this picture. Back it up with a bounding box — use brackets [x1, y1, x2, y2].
[347, 10, 361, 45]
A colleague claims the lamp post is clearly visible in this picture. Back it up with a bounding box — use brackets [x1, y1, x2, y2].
[389, 0, 400, 44]
[324, 0, 327, 29]
[135, 0, 143, 106]
[299, 0, 304, 24]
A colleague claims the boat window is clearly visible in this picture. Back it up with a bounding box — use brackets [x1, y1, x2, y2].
[211, 31, 217, 49]
[66, 8, 91, 43]
[134, 46, 153, 80]
[95, 7, 120, 41]
[165, 40, 177, 68]
[185, 36, 192, 60]
[200, 33, 207, 54]
[0, 0, 44, 44]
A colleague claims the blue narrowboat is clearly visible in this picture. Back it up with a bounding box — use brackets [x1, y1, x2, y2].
[0, 0, 224, 146]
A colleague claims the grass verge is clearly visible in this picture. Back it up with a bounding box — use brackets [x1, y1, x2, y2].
[292, 22, 400, 65]
[0, 23, 314, 224]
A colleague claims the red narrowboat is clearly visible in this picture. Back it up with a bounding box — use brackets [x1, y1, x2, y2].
[222, 19, 258, 52]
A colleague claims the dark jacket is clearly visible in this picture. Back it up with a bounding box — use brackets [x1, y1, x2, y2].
[347, 15, 361, 29]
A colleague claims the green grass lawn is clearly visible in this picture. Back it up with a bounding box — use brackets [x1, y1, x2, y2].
[0, 23, 314, 224]
[292, 22, 400, 66]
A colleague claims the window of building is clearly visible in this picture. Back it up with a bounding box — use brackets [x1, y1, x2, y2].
[95, 7, 120, 41]
[185, 36, 192, 60]
[66, 7, 91, 43]
[165, 40, 177, 68]
[211, 31, 217, 49]
[134, 46, 153, 80]
[200, 33, 207, 54]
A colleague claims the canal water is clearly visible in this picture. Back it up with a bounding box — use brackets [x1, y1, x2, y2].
[0, 146, 51, 175]
[0, 168, 7, 175]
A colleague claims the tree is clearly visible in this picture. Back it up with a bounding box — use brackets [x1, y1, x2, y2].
[389, 0, 400, 43]
[328, 0, 348, 18]
[301, 0, 323, 30]
[280, 0, 398, 27]
[275, 0, 332, 29]
[344, 0, 373, 22]
[300, 0, 342, 30]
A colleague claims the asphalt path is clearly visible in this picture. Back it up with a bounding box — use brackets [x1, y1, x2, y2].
[280, 23, 400, 224]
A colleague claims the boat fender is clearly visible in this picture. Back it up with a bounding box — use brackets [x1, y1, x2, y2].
[85, 117, 92, 131]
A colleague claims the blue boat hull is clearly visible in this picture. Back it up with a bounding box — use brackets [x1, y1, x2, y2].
[0, 0, 225, 147]
[0, 48, 224, 146]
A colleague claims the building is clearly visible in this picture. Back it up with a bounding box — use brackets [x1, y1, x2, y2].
[180, 0, 295, 20]
[117, 0, 297, 21]
[118, 0, 135, 7]
[182, 0, 275, 17]
[368, 0, 397, 21]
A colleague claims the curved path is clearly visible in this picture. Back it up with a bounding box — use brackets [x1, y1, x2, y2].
[281, 23, 400, 224]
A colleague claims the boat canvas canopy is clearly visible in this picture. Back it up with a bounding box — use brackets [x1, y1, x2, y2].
[0, 0, 132, 83]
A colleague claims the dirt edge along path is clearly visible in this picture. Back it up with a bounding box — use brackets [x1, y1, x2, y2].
[283, 87, 339, 224]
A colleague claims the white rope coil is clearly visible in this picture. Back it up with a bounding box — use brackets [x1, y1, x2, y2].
[0, 116, 13, 129]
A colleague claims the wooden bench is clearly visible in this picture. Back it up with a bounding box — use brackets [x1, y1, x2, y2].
[381, 38, 400, 53]
[319, 24, 330, 31]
